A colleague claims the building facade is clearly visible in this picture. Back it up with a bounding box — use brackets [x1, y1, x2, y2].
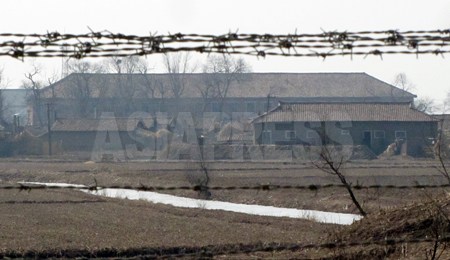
[31, 72, 416, 126]
[252, 102, 437, 156]
[24, 72, 434, 157]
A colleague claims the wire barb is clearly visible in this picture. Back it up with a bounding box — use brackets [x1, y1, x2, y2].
[2, 183, 450, 192]
[0, 29, 448, 59]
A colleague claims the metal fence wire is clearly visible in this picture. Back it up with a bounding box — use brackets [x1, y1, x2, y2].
[0, 29, 449, 59]
[1, 28, 450, 258]
[1, 183, 450, 192]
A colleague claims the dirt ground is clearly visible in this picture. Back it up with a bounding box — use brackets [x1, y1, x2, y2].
[0, 158, 449, 258]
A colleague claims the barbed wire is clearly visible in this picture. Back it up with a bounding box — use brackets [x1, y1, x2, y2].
[1, 182, 449, 192]
[2, 235, 449, 259]
[2, 28, 449, 259]
[0, 29, 449, 60]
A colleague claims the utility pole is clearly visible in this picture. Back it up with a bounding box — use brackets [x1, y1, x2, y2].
[13, 114, 17, 135]
[47, 103, 52, 156]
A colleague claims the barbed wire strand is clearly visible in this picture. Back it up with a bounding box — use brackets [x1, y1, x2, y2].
[1, 183, 450, 192]
[0, 29, 449, 60]
[2, 28, 450, 258]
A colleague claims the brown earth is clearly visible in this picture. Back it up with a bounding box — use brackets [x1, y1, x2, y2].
[0, 188, 330, 258]
[0, 159, 449, 258]
[230, 195, 450, 259]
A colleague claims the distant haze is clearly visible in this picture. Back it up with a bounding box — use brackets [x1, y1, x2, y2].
[0, 0, 449, 106]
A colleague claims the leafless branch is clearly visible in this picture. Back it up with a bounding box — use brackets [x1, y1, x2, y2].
[0, 30, 449, 59]
[312, 145, 367, 216]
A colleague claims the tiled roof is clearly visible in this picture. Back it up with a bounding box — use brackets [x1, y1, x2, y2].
[41, 72, 416, 101]
[51, 117, 162, 132]
[432, 114, 450, 130]
[217, 122, 244, 141]
[252, 102, 436, 123]
[24, 126, 48, 137]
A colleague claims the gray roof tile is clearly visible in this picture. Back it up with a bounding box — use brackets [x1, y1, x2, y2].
[252, 102, 436, 123]
[51, 117, 163, 132]
[41, 73, 416, 101]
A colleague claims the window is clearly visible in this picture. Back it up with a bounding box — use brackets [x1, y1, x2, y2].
[285, 130, 296, 140]
[374, 130, 385, 138]
[228, 102, 239, 112]
[306, 130, 317, 139]
[159, 103, 167, 112]
[395, 131, 407, 139]
[246, 102, 256, 112]
[212, 102, 221, 112]
[261, 130, 272, 144]
[275, 122, 294, 131]
[145, 102, 159, 112]
[341, 130, 350, 135]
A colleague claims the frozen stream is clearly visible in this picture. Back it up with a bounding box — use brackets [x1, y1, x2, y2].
[19, 182, 362, 225]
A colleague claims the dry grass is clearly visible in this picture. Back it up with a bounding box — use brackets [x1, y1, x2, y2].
[0, 159, 445, 213]
[0, 188, 329, 256]
[0, 159, 448, 258]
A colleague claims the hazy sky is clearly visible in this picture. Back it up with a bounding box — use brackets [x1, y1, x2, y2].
[1, 0, 449, 105]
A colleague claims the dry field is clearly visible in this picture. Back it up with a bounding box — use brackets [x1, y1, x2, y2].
[0, 158, 449, 258]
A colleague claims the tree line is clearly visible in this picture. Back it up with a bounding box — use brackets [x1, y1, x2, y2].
[0, 56, 446, 128]
[9, 53, 251, 126]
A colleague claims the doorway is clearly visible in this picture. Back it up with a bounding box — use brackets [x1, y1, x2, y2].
[363, 131, 371, 147]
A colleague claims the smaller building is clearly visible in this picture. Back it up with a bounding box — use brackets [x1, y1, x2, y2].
[49, 117, 163, 152]
[252, 102, 438, 156]
[432, 114, 450, 131]
[1, 89, 30, 126]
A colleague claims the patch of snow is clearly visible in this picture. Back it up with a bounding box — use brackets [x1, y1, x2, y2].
[18, 181, 87, 188]
[83, 188, 362, 225]
[19, 182, 362, 225]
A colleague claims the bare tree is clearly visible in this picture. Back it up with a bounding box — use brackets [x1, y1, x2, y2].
[185, 159, 212, 200]
[414, 96, 436, 114]
[46, 72, 60, 99]
[442, 92, 450, 114]
[196, 75, 219, 113]
[201, 55, 251, 113]
[136, 63, 170, 113]
[105, 56, 148, 74]
[434, 130, 450, 184]
[104, 56, 150, 115]
[137, 61, 157, 99]
[393, 72, 415, 93]
[22, 64, 45, 126]
[429, 93, 450, 184]
[163, 52, 197, 113]
[393, 73, 436, 114]
[65, 60, 106, 117]
[312, 145, 367, 216]
[0, 68, 9, 127]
